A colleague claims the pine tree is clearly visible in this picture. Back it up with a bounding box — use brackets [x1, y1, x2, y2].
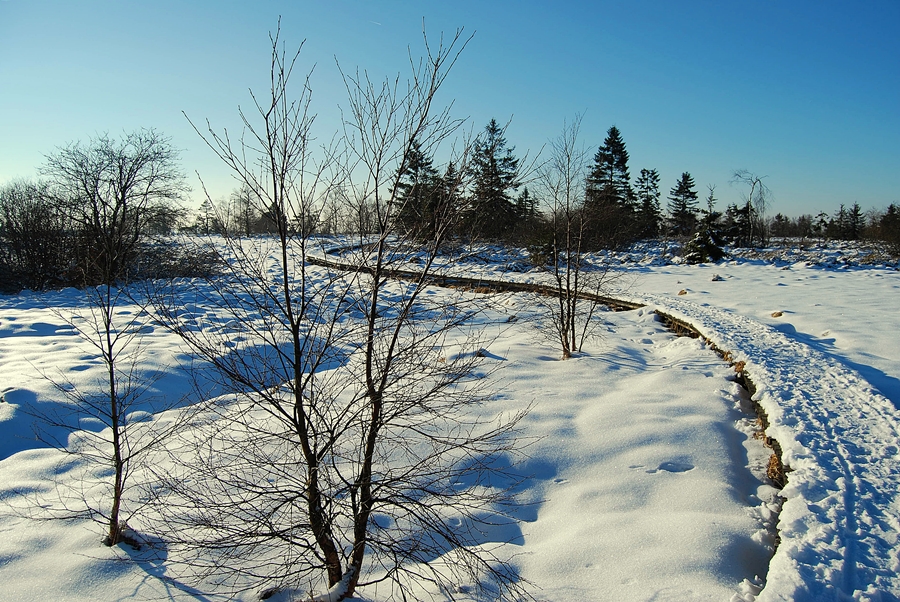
[392, 140, 441, 238]
[667, 172, 699, 237]
[879, 203, 900, 255]
[635, 168, 661, 238]
[770, 213, 791, 239]
[583, 126, 637, 248]
[683, 184, 726, 263]
[699, 184, 722, 231]
[830, 204, 849, 239]
[438, 161, 464, 237]
[257, 200, 288, 234]
[585, 126, 633, 208]
[468, 119, 520, 240]
[847, 202, 864, 240]
[196, 198, 219, 235]
[515, 187, 537, 220]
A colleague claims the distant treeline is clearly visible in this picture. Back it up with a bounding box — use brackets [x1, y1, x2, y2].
[0, 130, 217, 292]
[2, 125, 899, 292]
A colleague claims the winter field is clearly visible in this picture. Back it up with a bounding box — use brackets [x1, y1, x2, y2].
[1, 239, 899, 601]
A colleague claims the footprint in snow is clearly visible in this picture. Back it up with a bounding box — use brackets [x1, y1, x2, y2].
[646, 461, 694, 474]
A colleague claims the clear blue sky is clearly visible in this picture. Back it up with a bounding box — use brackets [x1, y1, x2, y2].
[1, 0, 898, 217]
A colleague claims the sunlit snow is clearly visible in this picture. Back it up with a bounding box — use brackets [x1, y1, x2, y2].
[1, 240, 898, 601]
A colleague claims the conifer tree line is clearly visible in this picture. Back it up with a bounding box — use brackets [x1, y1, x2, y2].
[3, 121, 900, 292]
[383, 121, 900, 256]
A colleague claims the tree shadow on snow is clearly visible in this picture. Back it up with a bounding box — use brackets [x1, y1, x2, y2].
[119, 532, 220, 602]
[209, 337, 351, 392]
[0, 353, 231, 462]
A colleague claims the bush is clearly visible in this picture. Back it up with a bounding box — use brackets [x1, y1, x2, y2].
[0, 179, 73, 291]
[130, 238, 223, 281]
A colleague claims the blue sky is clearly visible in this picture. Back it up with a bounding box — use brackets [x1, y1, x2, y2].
[1, 0, 897, 217]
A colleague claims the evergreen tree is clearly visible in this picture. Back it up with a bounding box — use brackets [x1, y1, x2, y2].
[795, 214, 815, 239]
[257, 200, 288, 234]
[585, 126, 633, 208]
[846, 202, 864, 240]
[813, 212, 830, 239]
[635, 168, 661, 238]
[515, 186, 537, 220]
[468, 119, 520, 239]
[723, 203, 753, 246]
[196, 198, 220, 235]
[879, 203, 900, 254]
[392, 140, 441, 238]
[770, 213, 791, 239]
[828, 204, 848, 239]
[667, 172, 699, 237]
[683, 184, 726, 263]
[683, 229, 726, 264]
[437, 161, 464, 236]
[583, 126, 636, 247]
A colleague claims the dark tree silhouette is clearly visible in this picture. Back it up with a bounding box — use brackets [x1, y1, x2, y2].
[467, 118, 521, 239]
[634, 168, 662, 238]
[667, 172, 699, 237]
[584, 126, 636, 247]
[42, 129, 187, 285]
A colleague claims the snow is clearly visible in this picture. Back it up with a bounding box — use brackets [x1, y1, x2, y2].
[1, 240, 899, 601]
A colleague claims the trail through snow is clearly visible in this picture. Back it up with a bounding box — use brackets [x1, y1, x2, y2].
[633, 290, 900, 601]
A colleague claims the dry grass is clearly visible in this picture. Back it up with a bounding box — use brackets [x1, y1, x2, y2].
[767, 453, 787, 488]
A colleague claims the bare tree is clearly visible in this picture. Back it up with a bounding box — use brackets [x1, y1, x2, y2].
[228, 181, 261, 236]
[16, 283, 188, 549]
[5, 131, 188, 545]
[536, 116, 616, 359]
[730, 169, 772, 247]
[0, 178, 72, 291]
[151, 23, 526, 601]
[42, 129, 187, 285]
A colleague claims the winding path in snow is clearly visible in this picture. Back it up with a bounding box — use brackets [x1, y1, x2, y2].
[634, 292, 900, 602]
[309, 252, 900, 600]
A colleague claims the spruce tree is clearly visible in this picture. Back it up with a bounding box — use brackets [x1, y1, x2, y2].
[847, 202, 864, 240]
[684, 184, 726, 263]
[667, 172, 699, 237]
[468, 119, 520, 239]
[392, 140, 440, 237]
[583, 126, 636, 248]
[515, 187, 537, 220]
[585, 126, 633, 208]
[724, 203, 753, 246]
[635, 168, 661, 238]
[770, 213, 791, 238]
[879, 203, 900, 255]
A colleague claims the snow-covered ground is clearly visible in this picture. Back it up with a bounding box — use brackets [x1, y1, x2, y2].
[1, 240, 898, 601]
